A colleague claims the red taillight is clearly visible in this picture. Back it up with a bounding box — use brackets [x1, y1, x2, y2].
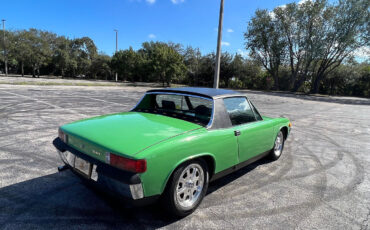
[109, 153, 146, 173]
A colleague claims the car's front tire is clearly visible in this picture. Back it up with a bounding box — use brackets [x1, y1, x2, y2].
[269, 130, 285, 160]
[162, 159, 209, 217]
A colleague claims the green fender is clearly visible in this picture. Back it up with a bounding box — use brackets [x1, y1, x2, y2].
[159, 153, 216, 194]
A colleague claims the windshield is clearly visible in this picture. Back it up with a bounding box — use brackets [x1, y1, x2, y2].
[132, 93, 213, 127]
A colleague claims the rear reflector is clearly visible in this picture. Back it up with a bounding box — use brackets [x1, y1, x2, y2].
[108, 153, 146, 173]
[58, 128, 68, 143]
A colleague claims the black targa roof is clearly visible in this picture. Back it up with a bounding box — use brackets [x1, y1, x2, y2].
[146, 87, 242, 99]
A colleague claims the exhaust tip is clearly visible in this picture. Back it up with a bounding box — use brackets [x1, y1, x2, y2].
[58, 165, 69, 172]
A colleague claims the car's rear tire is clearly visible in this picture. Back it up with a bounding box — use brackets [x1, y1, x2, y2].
[269, 130, 285, 160]
[162, 159, 209, 217]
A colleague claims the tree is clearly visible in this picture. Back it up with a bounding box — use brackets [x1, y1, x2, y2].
[183, 46, 202, 85]
[91, 53, 112, 80]
[315, 61, 369, 97]
[111, 47, 140, 81]
[245, 0, 369, 93]
[273, 1, 326, 91]
[198, 54, 216, 87]
[23, 29, 54, 77]
[309, 0, 369, 93]
[140, 42, 186, 86]
[230, 54, 245, 79]
[70, 37, 97, 77]
[219, 52, 233, 87]
[52, 36, 72, 77]
[245, 9, 286, 90]
[3, 30, 20, 75]
[354, 63, 370, 97]
[271, 0, 369, 92]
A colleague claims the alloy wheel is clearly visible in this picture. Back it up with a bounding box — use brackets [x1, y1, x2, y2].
[175, 163, 204, 209]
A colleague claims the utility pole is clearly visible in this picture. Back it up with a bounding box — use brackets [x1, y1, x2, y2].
[213, 0, 224, 89]
[114, 29, 118, 82]
[2, 19, 7, 77]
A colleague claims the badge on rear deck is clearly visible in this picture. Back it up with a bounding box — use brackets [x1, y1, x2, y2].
[92, 149, 102, 156]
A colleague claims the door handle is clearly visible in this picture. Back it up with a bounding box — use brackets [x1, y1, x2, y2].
[234, 130, 241, 136]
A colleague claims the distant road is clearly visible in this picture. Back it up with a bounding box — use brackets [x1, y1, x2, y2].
[1, 75, 369, 105]
[0, 75, 167, 87]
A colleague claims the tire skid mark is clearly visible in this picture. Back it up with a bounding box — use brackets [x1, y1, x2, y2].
[360, 207, 370, 230]
[274, 139, 359, 217]
[220, 146, 294, 198]
[203, 140, 295, 208]
[321, 201, 364, 226]
[291, 144, 328, 228]
[80, 96, 126, 106]
[0, 102, 23, 111]
[223, 134, 297, 195]
[206, 144, 326, 218]
[0, 87, 369, 229]
[1, 108, 63, 133]
[1, 90, 89, 117]
[0, 145, 58, 167]
[214, 146, 326, 209]
[205, 209, 236, 228]
[0, 103, 39, 120]
[0, 126, 56, 138]
[283, 130, 344, 181]
[200, 126, 363, 224]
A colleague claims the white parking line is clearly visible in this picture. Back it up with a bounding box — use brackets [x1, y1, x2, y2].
[80, 96, 125, 106]
[1, 91, 89, 117]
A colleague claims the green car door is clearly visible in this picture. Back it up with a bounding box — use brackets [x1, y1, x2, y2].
[223, 97, 273, 163]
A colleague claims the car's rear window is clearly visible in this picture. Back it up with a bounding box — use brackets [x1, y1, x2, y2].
[133, 93, 213, 126]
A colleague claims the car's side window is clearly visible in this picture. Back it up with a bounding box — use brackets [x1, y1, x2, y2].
[223, 97, 256, 126]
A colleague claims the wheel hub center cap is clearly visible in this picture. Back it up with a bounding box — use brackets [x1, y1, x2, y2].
[185, 181, 194, 188]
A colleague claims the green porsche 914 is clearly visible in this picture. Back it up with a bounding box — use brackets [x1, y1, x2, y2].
[53, 87, 291, 217]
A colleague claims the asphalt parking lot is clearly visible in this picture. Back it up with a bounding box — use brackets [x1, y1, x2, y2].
[0, 84, 369, 230]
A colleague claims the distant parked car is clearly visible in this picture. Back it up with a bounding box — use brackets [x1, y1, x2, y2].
[53, 87, 291, 217]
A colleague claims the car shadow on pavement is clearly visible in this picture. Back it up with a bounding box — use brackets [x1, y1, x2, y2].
[0, 171, 175, 229]
[0, 158, 272, 229]
[207, 157, 273, 195]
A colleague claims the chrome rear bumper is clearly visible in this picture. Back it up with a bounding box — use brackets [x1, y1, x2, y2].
[54, 138, 145, 201]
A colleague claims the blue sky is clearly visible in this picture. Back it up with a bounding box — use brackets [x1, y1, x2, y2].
[2, 0, 310, 56]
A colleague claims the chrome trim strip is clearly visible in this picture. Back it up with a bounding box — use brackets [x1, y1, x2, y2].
[145, 91, 213, 101]
[247, 99, 259, 121]
[248, 99, 264, 121]
[212, 93, 247, 99]
[206, 99, 215, 129]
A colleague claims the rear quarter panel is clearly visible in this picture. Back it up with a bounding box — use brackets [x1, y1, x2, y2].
[270, 117, 291, 140]
[136, 128, 239, 197]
